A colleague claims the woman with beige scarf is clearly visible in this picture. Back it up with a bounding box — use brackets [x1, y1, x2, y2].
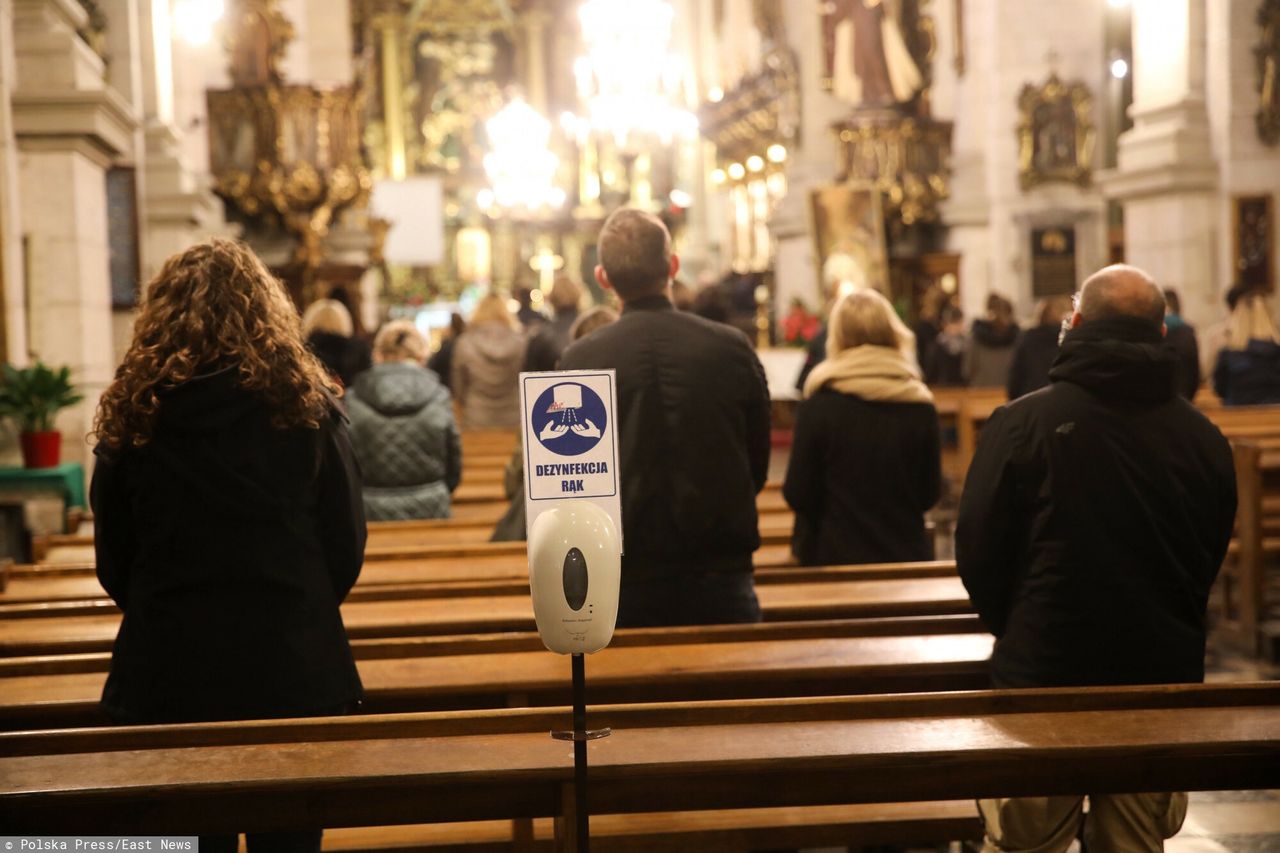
[783, 288, 941, 565]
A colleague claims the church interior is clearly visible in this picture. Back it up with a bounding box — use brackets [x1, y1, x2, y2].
[1, 0, 1279, 849]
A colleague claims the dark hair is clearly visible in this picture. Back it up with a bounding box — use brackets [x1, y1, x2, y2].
[597, 208, 672, 300]
[1163, 288, 1182, 316]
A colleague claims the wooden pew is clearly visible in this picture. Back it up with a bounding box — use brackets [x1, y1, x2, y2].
[1224, 440, 1280, 658]
[0, 559, 959, 605]
[0, 574, 976, 657]
[0, 614, 991, 730]
[3, 682, 1276, 842]
[33, 484, 796, 561]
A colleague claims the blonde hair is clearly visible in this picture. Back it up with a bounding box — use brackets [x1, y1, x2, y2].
[373, 320, 428, 363]
[549, 277, 583, 313]
[1227, 294, 1280, 350]
[470, 293, 520, 330]
[93, 239, 335, 450]
[826, 288, 916, 360]
[570, 306, 619, 341]
[302, 299, 354, 338]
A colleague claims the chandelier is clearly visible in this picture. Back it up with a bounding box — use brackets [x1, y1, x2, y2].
[569, 0, 698, 146]
[479, 98, 566, 213]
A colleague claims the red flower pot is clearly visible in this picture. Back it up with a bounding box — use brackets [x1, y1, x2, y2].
[20, 431, 61, 469]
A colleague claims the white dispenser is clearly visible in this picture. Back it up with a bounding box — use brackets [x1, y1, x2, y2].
[528, 500, 621, 654]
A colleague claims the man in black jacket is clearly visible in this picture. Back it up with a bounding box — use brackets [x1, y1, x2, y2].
[956, 264, 1236, 851]
[559, 208, 771, 626]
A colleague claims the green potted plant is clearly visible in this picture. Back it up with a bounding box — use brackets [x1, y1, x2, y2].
[0, 361, 84, 468]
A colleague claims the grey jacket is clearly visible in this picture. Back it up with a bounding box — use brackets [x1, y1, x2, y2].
[452, 323, 526, 429]
[347, 362, 462, 521]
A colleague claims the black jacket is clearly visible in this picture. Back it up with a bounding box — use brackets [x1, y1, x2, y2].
[784, 390, 940, 565]
[1164, 319, 1201, 400]
[523, 311, 580, 373]
[307, 331, 372, 389]
[558, 295, 771, 578]
[956, 317, 1236, 689]
[1212, 339, 1280, 405]
[92, 369, 367, 723]
[1006, 323, 1061, 400]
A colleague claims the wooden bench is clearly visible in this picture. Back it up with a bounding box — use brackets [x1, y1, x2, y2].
[0, 574, 976, 657]
[1225, 439, 1280, 658]
[0, 614, 991, 729]
[0, 559, 958, 605]
[33, 483, 796, 561]
[3, 682, 1275, 848]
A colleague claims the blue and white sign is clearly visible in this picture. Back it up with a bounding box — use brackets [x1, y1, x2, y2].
[520, 370, 622, 548]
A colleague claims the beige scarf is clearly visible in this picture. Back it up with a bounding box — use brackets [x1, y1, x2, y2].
[803, 344, 934, 405]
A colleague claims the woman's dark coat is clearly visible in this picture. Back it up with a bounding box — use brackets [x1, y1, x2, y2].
[307, 331, 372, 389]
[92, 369, 367, 723]
[783, 389, 941, 566]
[1006, 323, 1061, 400]
[1212, 339, 1280, 405]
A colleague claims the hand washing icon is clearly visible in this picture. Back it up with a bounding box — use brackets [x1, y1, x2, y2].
[532, 382, 607, 456]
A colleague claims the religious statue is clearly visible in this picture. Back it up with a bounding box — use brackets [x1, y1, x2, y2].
[822, 0, 924, 109]
[1257, 0, 1280, 145]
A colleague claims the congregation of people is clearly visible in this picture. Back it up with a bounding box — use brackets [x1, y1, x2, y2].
[80, 207, 1280, 852]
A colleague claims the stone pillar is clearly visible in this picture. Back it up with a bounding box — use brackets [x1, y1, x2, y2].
[0, 0, 31, 365]
[12, 0, 136, 465]
[1099, 0, 1219, 326]
[137, 0, 219, 283]
[1206, 0, 1280, 316]
[769, 2, 848, 316]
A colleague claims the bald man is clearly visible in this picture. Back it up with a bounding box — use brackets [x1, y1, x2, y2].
[956, 265, 1237, 852]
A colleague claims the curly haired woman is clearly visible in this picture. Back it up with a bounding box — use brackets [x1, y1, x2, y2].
[91, 240, 365, 853]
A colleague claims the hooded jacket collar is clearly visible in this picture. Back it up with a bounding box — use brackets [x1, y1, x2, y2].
[1049, 316, 1176, 404]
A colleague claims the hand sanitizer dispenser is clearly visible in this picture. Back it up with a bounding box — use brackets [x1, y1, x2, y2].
[528, 500, 621, 654]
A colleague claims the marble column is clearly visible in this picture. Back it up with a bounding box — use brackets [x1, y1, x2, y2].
[137, 0, 220, 285]
[0, 0, 31, 364]
[12, 0, 137, 465]
[1099, 0, 1219, 327]
[769, 1, 849, 316]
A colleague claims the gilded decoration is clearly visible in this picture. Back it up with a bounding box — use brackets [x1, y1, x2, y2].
[699, 48, 800, 161]
[808, 182, 891, 297]
[1257, 0, 1280, 146]
[1017, 72, 1095, 191]
[834, 114, 952, 227]
[207, 1, 371, 281]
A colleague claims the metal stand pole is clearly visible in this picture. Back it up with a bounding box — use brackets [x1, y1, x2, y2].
[551, 654, 610, 851]
[571, 653, 589, 852]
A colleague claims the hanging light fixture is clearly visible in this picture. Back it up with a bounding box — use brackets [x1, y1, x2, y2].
[571, 0, 698, 146]
[481, 98, 564, 212]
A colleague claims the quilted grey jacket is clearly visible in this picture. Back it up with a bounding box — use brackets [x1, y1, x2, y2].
[347, 362, 462, 521]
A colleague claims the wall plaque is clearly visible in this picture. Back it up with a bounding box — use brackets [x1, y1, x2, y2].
[106, 167, 140, 309]
[1031, 226, 1076, 297]
[1233, 194, 1274, 292]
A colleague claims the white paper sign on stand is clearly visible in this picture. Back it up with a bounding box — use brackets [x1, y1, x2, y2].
[520, 370, 623, 546]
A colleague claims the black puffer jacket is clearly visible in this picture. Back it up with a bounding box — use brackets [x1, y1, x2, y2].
[558, 295, 771, 578]
[956, 317, 1236, 689]
[347, 362, 461, 520]
[92, 368, 366, 723]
